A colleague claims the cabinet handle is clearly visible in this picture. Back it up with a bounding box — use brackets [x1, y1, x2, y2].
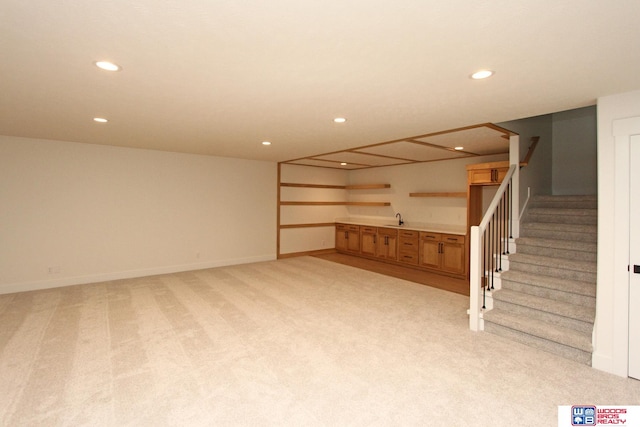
[439, 242, 444, 253]
[374, 235, 377, 244]
[345, 231, 348, 239]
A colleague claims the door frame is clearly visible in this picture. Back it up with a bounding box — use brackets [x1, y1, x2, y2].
[611, 116, 640, 377]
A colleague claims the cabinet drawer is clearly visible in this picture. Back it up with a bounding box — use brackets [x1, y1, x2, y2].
[361, 226, 377, 233]
[378, 227, 397, 236]
[442, 234, 465, 244]
[399, 230, 419, 239]
[420, 232, 441, 241]
[399, 239, 419, 251]
[336, 223, 359, 232]
[398, 252, 419, 265]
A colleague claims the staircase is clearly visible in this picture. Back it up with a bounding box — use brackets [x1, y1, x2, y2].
[483, 195, 597, 365]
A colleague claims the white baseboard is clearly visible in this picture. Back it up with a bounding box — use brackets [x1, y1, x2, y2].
[591, 351, 628, 378]
[0, 254, 277, 295]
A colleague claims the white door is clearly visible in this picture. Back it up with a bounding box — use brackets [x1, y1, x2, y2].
[629, 135, 640, 380]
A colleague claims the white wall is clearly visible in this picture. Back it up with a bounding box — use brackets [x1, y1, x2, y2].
[347, 154, 508, 226]
[0, 136, 277, 294]
[593, 89, 640, 377]
[552, 106, 597, 195]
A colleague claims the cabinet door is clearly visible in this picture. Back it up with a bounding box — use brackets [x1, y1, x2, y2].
[360, 227, 377, 256]
[494, 167, 508, 183]
[347, 230, 360, 253]
[420, 240, 441, 269]
[468, 169, 495, 185]
[376, 228, 397, 260]
[440, 234, 465, 275]
[440, 242, 465, 275]
[335, 225, 348, 252]
[468, 167, 508, 185]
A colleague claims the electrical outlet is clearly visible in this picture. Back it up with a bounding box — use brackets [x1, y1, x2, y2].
[48, 266, 60, 274]
[321, 240, 326, 247]
[196, 252, 200, 259]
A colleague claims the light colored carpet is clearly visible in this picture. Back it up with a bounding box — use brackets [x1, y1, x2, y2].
[0, 256, 637, 426]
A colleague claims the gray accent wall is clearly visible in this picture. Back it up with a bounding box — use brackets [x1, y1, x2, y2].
[552, 106, 597, 195]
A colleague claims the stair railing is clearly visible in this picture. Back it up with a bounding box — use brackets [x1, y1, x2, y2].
[469, 164, 517, 331]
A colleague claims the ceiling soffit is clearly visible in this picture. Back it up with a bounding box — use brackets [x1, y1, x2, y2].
[282, 123, 514, 170]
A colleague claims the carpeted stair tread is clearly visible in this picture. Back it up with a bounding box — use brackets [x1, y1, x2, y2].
[500, 270, 596, 298]
[500, 277, 595, 307]
[515, 237, 596, 253]
[515, 244, 596, 263]
[491, 289, 595, 324]
[521, 222, 597, 234]
[484, 322, 591, 365]
[529, 195, 597, 210]
[527, 207, 597, 217]
[508, 253, 596, 275]
[526, 209, 597, 225]
[483, 308, 593, 353]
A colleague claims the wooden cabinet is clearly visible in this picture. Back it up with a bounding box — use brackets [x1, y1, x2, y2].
[467, 160, 510, 229]
[398, 229, 419, 265]
[376, 227, 397, 260]
[335, 222, 466, 278]
[360, 226, 377, 257]
[336, 224, 360, 253]
[467, 161, 509, 185]
[420, 232, 466, 275]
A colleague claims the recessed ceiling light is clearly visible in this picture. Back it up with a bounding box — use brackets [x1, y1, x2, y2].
[340, 162, 348, 166]
[262, 141, 271, 146]
[471, 70, 493, 80]
[93, 117, 108, 123]
[334, 117, 347, 123]
[95, 61, 121, 72]
[454, 146, 464, 150]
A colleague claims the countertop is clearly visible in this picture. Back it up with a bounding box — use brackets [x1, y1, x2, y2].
[334, 218, 467, 235]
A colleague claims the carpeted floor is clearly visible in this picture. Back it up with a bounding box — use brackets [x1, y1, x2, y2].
[0, 256, 638, 426]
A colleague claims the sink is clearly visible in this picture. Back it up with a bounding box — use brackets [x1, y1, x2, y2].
[383, 224, 403, 227]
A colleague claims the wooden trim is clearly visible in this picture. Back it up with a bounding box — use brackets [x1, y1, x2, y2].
[281, 123, 514, 164]
[277, 162, 282, 258]
[409, 192, 467, 198]
[280, 183, 346, 189]
[279, 222, 336, 229]
[280, 201, 391, 206]
[350, 149, 417, 163]
[278, 248, 337, 259]
[519, 136, 540, 168]
[280, 183, 390, 190]
[465, 160, 510, 171]
[345, 184, 391, 190]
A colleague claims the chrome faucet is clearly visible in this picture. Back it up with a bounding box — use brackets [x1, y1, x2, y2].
[396, 212, 404, 226]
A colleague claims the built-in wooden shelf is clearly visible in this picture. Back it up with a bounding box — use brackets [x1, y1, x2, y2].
[279, 222, 336, 229]
[409, 192, 467, 198]
[280, 201, 391, 206]
[280, 183, 346, 189]
[345, 184, 391, 190]
[280, 182, 390, 190]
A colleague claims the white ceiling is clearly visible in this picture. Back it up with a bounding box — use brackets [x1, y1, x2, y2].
[1, 0, 639, 163]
